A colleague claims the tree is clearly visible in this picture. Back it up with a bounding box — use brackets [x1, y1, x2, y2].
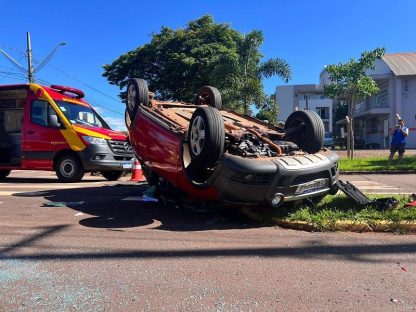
[102, 15, 291, 113]
[324, 48, 385, 159]
[255, 94, 279, 123]
[234, 30, 291, 114]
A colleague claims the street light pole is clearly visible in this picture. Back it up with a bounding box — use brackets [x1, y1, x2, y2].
[0, 32, 66, 83]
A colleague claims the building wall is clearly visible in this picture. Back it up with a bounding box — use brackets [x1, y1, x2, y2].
[398, 76, 416, 148]
[319, 58, 416, 149]
[367, 59, 391, 75]
[299, 98, 333, 132]
[278, 57, 416, 148]
[276, 84, 334, 132]
[275, 85, 294, 121]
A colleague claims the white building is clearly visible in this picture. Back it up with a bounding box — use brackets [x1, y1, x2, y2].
[276, 84, 334, 133]
[277, 52, 416, 149]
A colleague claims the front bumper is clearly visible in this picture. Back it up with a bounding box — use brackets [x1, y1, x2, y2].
[211, 151, 339, 207]
[78, 141, 134, 171]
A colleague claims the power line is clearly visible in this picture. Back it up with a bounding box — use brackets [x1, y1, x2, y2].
[0, 70, 27, 81]
[0, 43, 125, 117]
[84, 97, 124, 116]
[0, 44, 122, 103]
[0, 55, 26, 82]
[36, 76, 124, 116]
[46, 63, 122, 104]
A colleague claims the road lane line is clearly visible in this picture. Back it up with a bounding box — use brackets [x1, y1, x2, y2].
[0, 191, 16, 196]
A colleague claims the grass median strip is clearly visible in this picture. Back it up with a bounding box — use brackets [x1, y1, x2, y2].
[247, 193, 416, 233]
[338, 155, 416, 172]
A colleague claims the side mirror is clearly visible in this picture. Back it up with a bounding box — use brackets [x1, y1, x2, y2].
[49, 114, 61, 128]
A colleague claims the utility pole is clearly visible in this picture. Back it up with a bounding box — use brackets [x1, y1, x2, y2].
[26, 32, 34, 83]
[0, 32, 66, 83]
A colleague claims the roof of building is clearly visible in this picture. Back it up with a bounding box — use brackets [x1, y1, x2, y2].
[383, 52, 416, 76]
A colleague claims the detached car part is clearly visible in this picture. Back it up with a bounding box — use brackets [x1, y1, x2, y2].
[337, 180, 399, 211]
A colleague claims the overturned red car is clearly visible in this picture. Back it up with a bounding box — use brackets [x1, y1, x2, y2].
[125, 78, 339, 208]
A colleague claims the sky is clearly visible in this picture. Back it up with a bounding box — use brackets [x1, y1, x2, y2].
[1, 0, 415, 131]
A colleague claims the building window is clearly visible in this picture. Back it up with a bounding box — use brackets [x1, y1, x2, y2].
[323, 121, 329, 132]
[316, 107, 329, 119]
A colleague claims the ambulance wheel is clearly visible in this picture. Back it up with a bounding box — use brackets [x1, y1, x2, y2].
[56, 155, 85, 183]
[101, 170, 125, 181]
[0, 169, 11, 180]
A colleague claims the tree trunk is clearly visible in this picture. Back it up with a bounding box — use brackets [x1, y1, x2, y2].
[350, 95, 355, 159]
[347, 100, 351, 159]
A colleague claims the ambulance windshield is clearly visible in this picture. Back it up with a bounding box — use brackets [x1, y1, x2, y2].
[56, 100, 111, 129]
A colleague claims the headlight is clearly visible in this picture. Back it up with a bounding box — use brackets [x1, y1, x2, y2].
[82, 136, 107, 145]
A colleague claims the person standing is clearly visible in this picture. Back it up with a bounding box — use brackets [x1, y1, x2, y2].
[388, 118, 409, 165]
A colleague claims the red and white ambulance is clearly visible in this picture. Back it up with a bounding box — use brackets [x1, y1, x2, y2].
[0, 83, 133, 182]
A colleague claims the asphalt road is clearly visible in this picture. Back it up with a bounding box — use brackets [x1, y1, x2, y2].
[1, 171, 416, 311]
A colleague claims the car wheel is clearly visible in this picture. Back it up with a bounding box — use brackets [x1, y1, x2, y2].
[124, 108, 131, 129]
[0, 169, 11, 180]
[188, 106, 225, 169]
[101, 170, 125, 181]
[195, 86, 222, 110]
[284, 110, 324, 154]
[56, 155, 85, 183]
[126, 78, 149, 120]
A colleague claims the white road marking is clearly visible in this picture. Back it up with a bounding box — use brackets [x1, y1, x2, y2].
[0, 191, 16, 196]
[0, 183, 103, 189]
[346, 180, 403, 193]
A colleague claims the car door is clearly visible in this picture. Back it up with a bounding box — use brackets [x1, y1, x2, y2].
[22, 99, 67, 169]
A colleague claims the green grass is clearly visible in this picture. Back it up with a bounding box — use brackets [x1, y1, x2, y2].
[251, 194, 416, 232]
[338, 156, 416, 171]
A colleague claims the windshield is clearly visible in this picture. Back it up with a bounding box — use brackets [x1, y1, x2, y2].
[55, 100, 111, 129]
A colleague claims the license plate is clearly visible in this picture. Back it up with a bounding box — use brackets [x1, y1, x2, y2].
[122, 163, 133, 169]
[295, 178, 328, 195]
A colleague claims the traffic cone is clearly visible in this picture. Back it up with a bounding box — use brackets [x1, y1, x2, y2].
[130, 158, 146, 182]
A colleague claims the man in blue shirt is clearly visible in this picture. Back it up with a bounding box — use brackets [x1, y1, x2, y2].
[388, 118, 409, 165]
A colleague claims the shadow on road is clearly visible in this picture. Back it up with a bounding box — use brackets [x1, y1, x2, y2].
[12, 182, 262, 231]
[3, 224, 416, 263]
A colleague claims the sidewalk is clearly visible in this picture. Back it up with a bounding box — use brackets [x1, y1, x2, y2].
[335, 148, 416, 158]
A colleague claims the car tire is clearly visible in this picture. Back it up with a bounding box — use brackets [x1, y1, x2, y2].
[124, 108, 131, 129]
[0, 169, 11, 180]
[126, 78, 149, 120]
[56, 155, 85, 183]
[188, 106, 225, 169]
[101, 170, 125, 181]
[195, 86, 222, 110]
[284, 110, 324, 154]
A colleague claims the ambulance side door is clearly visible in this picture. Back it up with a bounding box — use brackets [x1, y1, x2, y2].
[22, 100, 66, 169]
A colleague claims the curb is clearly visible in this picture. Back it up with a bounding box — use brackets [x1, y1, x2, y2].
[340, 170, 416, 174]
[272, 218, 416, 233]
[242, 208, 416, 233]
